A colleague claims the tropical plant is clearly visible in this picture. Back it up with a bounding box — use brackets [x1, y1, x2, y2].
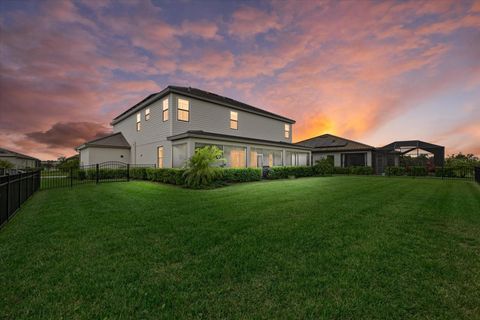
[0, 159, 14, 169]
[183, 146, 225, 188]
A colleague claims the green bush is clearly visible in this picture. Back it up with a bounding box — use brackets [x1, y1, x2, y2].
[130, 167, 149, 180]
[407, 166, 427, 176]
[266, 166, 314, 179]
[219, 168, 262, 183]
[349, 166, 373, 175]
[385, 166, 406, 176]
[183, 146, 225, 188]
[333, 167, 350, 174]
[146, 168, 186, 185]
[314, 158, 334, 176]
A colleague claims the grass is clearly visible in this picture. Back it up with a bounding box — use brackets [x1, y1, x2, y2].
[1, 177, 479, 319]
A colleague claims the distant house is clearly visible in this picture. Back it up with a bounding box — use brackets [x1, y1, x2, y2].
[77, 86, 311, 167]
[0, 147, 40, 169]
[296, 134, 377, 167]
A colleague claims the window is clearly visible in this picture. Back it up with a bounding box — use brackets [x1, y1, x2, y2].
[224, 146, 246, 167]
[230, 111, 238, 130]
[284, 124, 290, 138]
[136, 113, 141, 131]
[250, 148, 282, 167]
[162, 99, 169, 121]
[172, 144, 188, 168]
[157, 146, 164, 168]
[145, 108, 150, 121]
[177, 98, 189, 122]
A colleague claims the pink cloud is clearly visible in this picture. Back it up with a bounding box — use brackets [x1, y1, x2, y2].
[180, 20, 221, 40]
[228, 6, 280, 39]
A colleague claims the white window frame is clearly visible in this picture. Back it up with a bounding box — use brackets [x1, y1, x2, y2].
[177, 98, 189, 122]
[157, 146, 164, 168]
[162, 98, 169, 122]
[230, 111, 238, 130]
[284, 124, 290, 138]
[145, 108, 150, 121]
[136, 113, 141, 131]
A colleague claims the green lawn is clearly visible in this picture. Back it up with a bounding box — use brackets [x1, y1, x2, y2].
[1, 177, 479, 319]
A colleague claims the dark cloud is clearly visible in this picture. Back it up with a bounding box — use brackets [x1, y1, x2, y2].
[26, 122, 110, 149]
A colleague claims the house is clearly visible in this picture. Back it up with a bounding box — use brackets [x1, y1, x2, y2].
[77, 86, 311, 168]
[0, 147, 40, 169]
[295, 134, 376, 167]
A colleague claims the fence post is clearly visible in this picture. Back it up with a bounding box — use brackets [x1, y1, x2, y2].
[17, 173, 21, 213]
[441, 166, 444, 180]
[96, 164, 99, 184]
[70, 167, 73, 188]
[127, 164, 130, 182]
[6, 174, 10, 222]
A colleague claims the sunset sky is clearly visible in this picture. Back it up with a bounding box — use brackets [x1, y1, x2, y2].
[1, 0, 479, 160]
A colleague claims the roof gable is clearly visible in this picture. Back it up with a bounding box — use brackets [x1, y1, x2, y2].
[0, 147, 40, 161]
[295, 134, 375, 151]
[77, 132, 130, 150]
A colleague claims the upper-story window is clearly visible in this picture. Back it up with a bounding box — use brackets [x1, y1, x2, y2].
[177, 98, 189, 122]
[230, 111, 238, 130]
[145, 108, 150, 121]
[162, 98, 169, 121]
[284, 124, 290, 138]
[136, 113, 141, 131]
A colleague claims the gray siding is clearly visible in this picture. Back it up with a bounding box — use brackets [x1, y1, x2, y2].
[171, 94, 292, 143]
[112, 92, 296, 166]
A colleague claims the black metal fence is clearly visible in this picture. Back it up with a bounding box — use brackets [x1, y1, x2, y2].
[475, 167, 480, 184]
[41, 162, 154, 190]
[383, 165, 477, 180]
[0, 170, 41, 227]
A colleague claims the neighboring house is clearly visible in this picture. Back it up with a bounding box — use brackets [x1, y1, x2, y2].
[77, 86, 311, 167]
[296, 134, 376, 167]
[77, 133, 130, 166]
[0, 147, 40, 169]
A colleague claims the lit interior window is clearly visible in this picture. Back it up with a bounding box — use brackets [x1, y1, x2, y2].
[177, 98, 189, 122]
[145, 108, 150, 121]
[284, 124, 290, 138]
[136, 113, 141, 131]
[230, 111, 238, 129]
[163, 99, 169, 121]
[157, 146, 164, 168]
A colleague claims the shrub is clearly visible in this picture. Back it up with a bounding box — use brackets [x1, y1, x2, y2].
[220, 168, 262, 183]
[407, 166, 427, 176]
[266, 166, 314, 179]
[385, 166, 406, 176]
[349, 166, 373, 175]
[130, 167, 149, 180]
[183, 146, 225, 188]
[314, 158, 334, 176]
[0, 159, 14, 169]
[333, 167, 350, 174]
[145, 168, 186, 185]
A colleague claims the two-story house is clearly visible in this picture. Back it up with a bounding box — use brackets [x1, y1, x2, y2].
[77, 86, 311, 168]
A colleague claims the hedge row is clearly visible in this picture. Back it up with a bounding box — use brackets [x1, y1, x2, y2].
[333, 166, 373, 175]
[266, 166, 315, 179]
[142, 167, 262, 185]
[385, 166, 428, 176]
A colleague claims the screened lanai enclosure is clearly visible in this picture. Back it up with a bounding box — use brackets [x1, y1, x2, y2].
[374, 140, 445, 174]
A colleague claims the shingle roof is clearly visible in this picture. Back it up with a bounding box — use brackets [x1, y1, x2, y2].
[168, 130, 311, 150]
[0, 147, 40, 161]
[76, 132, 130, 150]
[111, 86, 295, 125]
[295, 134, 375, 151]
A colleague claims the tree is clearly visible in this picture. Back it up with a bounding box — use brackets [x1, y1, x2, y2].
[0, 159, 14, 169]
[183, 146, 225, 188]
[445, 153, 480, 169]
[57, 157, 80, 171]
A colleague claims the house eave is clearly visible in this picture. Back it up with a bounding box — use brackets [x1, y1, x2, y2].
[111, 87, 296, 126]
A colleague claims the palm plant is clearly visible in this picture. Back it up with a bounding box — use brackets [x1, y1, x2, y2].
[183, 146, 225, 188]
